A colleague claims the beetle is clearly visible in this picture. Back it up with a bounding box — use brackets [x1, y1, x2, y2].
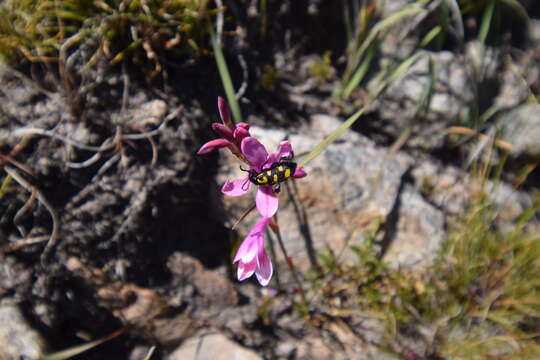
[241, 156, 297, 193]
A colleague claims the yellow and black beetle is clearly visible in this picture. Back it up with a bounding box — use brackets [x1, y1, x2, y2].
[241, 157, 297, 193]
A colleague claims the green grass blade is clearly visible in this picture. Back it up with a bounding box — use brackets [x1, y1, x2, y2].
[413, 56, 436, 117]
[444, 0, 464, 42]
[40, 329, 125, 360]
[299, 106, 367, 166]
[342, 42, 377, 99]
[381, 50, 424, 94]
[210, 24, 242, 125]
[478, 0, 495, 44]
[0, 174, 13, 201]
[143, 346, 157, 360]
[340, 4, 425, 96]
[419, 25, 442, 48]
[500, 0, 530, 24]
[478, 103, 500, 124]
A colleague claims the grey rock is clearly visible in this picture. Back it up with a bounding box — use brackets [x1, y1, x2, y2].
[376, 51, 473, 122]
[0, 304, 48, 360]
[499, 103, 540, 157]
[411, 157, 533, 231]
[382, 184, 445, 268]
[369, 50, 475, 149]
[296, 338, 336, 360]
[167, 333, 262, 360]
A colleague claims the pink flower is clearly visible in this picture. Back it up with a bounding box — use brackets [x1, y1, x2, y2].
[221, 137, 307, 218]
[197, 97, 251, 162]
[233, 217, 273, 286]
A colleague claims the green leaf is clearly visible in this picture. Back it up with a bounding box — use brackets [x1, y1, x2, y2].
[478, 0, 495, 44]
[210, 24, 242, 125]
[342, 41, 377, 99]
[299, 106, 366, 166]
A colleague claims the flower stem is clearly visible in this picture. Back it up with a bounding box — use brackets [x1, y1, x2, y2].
[272, 215, 308, 307]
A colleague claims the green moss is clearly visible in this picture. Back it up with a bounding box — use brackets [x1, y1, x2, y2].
[308, 51, 335, 83]
[0, 0, 211, 68]
[260, 64, 278, 91]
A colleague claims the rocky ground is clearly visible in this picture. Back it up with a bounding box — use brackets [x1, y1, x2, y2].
[0, 1, 539, 359]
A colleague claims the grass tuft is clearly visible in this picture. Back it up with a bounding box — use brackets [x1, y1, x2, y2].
[0, 0, 212, 73]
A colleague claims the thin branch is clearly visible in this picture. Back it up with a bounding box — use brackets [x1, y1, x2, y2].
[14, 188, 36, 237]
[232, 202, 256, 230]
[4, 166, 59, 265]
[272, 214, 308, 306]
[1, 236, 50, 254]
[13, 127, 115, 152]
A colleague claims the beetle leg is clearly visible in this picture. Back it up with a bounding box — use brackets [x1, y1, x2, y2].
[241, 178, 250, 191]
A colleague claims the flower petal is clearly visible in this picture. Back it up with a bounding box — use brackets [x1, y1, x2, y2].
[293, 166, 307, 178]
[233, 126, 250, 146]
[197, 138, 231, 154]
[255, 244, 273, 286]
[236, 122, 250, 130]
[234, 217, 272, 283]
[265, 141, 293, 166]
[256, 186, 278, 217]
[233, 232, 258, 263]
[277, 140, 293, 158]
[222, 177, 251, 196]
[241, 137, 268, 168]
[212, 123, 234, 142]
[218, 96, 233, 130]
[237, 260, 256, 281]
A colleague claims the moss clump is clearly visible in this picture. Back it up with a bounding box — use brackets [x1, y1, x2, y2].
[0, 0, 212, 70]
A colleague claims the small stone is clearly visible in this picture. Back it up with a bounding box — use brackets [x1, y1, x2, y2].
[499, 103, 540, 157]
[0, 304, 48, 360]
[168, 333, 262, 360]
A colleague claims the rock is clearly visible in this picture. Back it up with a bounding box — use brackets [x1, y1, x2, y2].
[296, 338, 336, 360]
[167, 253, 238, 307]
[411, 156, 533, 233]
[218, 114, 447, 272]
[167, 333, 262, 360]
[368, 51, 474, 148]
[382, 184, 445, 268]
[0, 304, 48, 360]
[499, 103, 540, 157]
[128, 99, 168, 128]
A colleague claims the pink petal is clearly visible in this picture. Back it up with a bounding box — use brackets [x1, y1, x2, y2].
[277, 141, 293, 158]
[218, 97, 233, 130]
[197, 138, 232, 154]
[265, 153, 279, 168]
[234, 217, 271, 262]
[233, 126, 250, 146]
[236, 122, 250, 130]
[293, 166, 307, 178]
[266, 140, 293, 165]
[222, 177, 251, 196]
[234, 217, 272, 283]
[255, 245, 273, 286]
[241, 137, 268, 168]
[233, 233, 258, 263]
[212, 123, 234, 142]
[237, 260, 256, 281]
[256, 186, 278, 217]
